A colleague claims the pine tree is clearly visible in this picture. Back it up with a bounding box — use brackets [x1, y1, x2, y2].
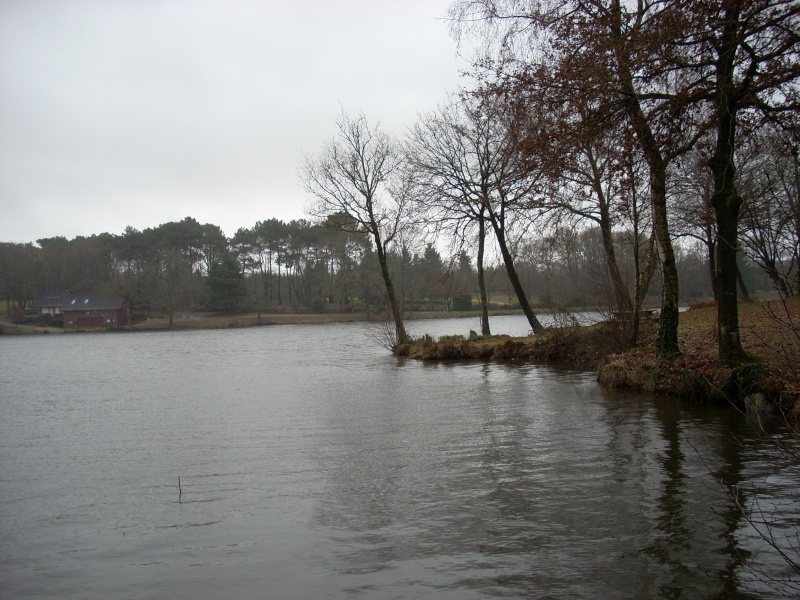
[207, 252, 245, 313]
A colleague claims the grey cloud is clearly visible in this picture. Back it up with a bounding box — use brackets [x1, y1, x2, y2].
[0, 0, 466, 243]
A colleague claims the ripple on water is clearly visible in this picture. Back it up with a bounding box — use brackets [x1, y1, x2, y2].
[1, 320, 797, 598]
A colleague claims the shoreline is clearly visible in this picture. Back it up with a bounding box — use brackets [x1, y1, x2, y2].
[396, 297, 800, 410]
[0, 308, 529, 335]
[4, 300, 797, 409]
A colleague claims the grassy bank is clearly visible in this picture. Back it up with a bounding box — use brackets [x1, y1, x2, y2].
[395, 321, 619, 368]
[128, 308, 505, 330]
[398, 296, 800, 408]
[0, 307, 515, 334]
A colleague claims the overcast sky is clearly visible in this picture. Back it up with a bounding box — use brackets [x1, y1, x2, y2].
[0, 0, 471, 244]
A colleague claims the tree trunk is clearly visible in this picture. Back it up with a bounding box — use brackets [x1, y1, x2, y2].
[762, 261, 791, 296]
[487, 212, 544, 334]
[618, 101, 680, 355]
[632, 236, 654, 346]
[610, 0, 680, 356]
[736, 263, 750, 302]
[477, 213, 491, 336]
[710, 3, 747, 367]
[651, 164, 681, 356]
[706, 233, 718, 302]
[267, 250, 273, 303]
[598, 197, 635, 345]
[374, 237, 409, 345]
[714, 199, 746, 366]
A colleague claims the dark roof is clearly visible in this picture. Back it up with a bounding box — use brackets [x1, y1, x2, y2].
[61, 293, 126, 311]
[32, 290, 70, 308]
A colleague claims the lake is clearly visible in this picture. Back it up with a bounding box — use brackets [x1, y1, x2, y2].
[1, 315, 798, 598]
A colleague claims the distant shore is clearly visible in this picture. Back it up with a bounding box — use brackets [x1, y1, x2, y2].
[0, 308, 527, 335]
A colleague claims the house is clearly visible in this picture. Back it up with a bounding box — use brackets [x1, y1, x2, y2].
[61, 293, 129, 330]
[31, 290, 71, 316]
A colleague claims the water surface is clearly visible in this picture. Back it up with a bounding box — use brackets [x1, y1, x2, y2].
[1, 317, 797, 598]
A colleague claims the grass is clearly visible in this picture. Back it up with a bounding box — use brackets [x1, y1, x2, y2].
[0, 306, 504, 333]
[396, 321, 629, 366]
[129, 307, 505, 330]
[131, 311, 369, 330]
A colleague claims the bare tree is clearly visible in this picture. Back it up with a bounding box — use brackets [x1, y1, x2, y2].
[739, 127, 800, 296]
[670, 150, 720, 301]
[301, 110, 411, 345]
[449, 0, 699, 355]
[524, 99, 657, 346]
[409, 96, 546, 334]
[450, 0, 800, 365]
[408, 99, 495, 335]
[687, 0, 800, 366]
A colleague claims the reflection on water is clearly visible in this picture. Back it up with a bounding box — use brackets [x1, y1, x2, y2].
[0, 318, 797, 599]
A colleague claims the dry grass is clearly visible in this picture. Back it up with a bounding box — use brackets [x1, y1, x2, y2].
[132, 311, 370, 330]
[598, 296, 800, 405]
[396, 321, 632, 369]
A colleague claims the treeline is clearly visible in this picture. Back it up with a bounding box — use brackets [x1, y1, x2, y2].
[0, 216, 491, 321]
[0, 213, 776, 325]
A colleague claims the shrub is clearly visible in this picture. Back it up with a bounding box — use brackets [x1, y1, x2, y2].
[438, 334, 465, 343]
[9, 305, 26, 324]
[310, 297, 326, 313]
[28, 314, 62, 327]
[451, 294, 473, 311]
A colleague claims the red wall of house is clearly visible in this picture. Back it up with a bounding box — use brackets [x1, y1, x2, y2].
[63, 308, 128, 330]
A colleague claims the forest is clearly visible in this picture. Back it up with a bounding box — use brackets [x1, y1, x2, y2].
[1, 0, 798, 370]
[0, 205, 785, 327]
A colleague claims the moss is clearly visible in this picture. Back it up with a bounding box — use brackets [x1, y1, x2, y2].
[492, 340, 527, 359]
[597, 351, 659, 392]
[439, 334, 466, 343]
[656, 304, 681, 357]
